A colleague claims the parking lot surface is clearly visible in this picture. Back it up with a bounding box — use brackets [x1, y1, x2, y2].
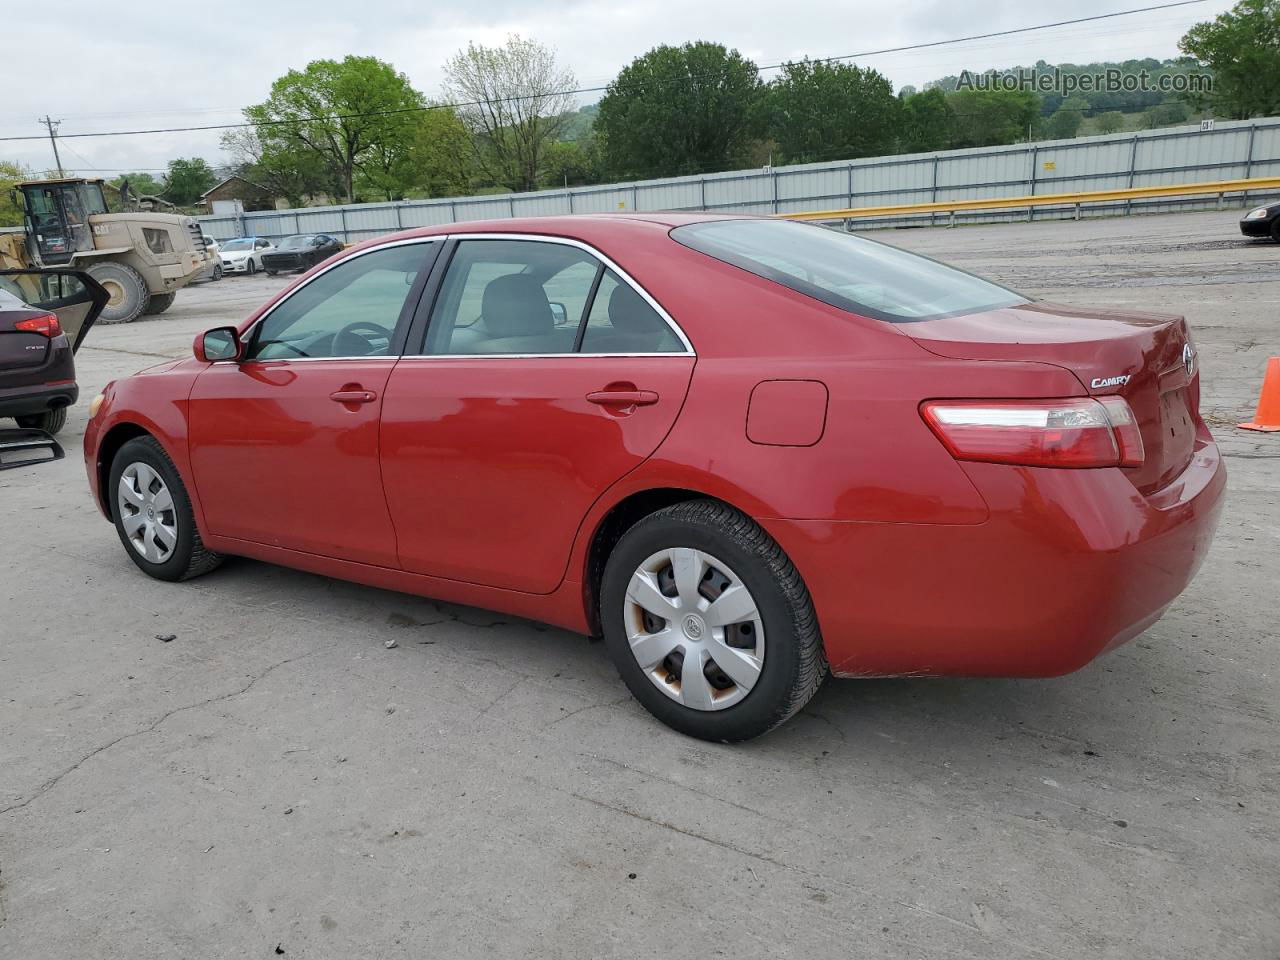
[1, 210, 1277, 960]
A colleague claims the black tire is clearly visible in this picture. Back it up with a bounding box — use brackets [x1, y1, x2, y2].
[246, 259, 257, 276]
[86, 261, 150, 323]
[16, 407, 67, 435]
[1271, 218, 1280, 243]
[266, 269, 278, 277]
[600, 499, 826, 742]
[143, 291, 176, 315]
[109, 436, 223, 582]
[213, 263, 223, 280]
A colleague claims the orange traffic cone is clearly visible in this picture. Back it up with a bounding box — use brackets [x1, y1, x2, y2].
[1239, 357, 1280, 432]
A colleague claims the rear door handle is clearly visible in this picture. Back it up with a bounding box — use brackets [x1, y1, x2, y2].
[586, 389, 659, 407]
[329, 389, 377, 404]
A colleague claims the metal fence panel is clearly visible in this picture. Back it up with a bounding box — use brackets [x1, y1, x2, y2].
[198, 116, 1280, 242]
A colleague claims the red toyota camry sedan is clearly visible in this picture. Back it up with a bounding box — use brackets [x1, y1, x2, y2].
[83, 215, 1225, 741]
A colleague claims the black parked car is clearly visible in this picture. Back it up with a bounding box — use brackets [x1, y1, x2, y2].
[1240, 200, 1280, 241]
[1, 270, 105, 466]
[261, 234, 344, 275]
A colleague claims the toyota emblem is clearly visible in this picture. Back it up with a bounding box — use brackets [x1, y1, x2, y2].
[1183, 343, 1196, 377]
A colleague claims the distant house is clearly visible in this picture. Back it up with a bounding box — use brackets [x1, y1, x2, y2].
[198, 176, 278, 214]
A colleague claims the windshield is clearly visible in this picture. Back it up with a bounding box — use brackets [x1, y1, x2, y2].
[281, 235, 318, 249]
[671, 220, 1028, 323]
[221, 238, 254, 251]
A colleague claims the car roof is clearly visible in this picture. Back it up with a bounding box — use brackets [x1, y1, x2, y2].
[337, 211, 753, 256]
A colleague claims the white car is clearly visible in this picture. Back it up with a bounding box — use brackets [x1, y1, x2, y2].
[219, 237, 274, 276]
[195, 235, 223, 281]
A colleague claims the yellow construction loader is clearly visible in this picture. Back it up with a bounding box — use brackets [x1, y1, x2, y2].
[0, 178, 215, 323]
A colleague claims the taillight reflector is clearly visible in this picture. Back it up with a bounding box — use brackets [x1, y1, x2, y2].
[921, 398, 1145, 469]
[14, 313, 62, 338]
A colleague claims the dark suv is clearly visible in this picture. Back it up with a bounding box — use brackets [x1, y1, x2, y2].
[1, 269, 105, 436]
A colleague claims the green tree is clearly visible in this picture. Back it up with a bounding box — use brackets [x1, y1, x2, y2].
[1, 160, 30, 226]
[244, 56, 426, 203]
[766, 59, 900, 163]
[109, 171, 164, 195]
[164, 157, 218, 205]
[443, 35, 576, 192]
[1045, 96, 1089, 139]
[1094, 110, 1126, 134]
[948, 89, 1041, 147]
[403, 107, 476, 198]
[596, 42, 763, 178]
[1180, 0, 1280, 118]
[220, 126, 331, 207]
[541, 139, 601, 188]
[1144, 101, 1191, 127]
[899, 88, 957, 152]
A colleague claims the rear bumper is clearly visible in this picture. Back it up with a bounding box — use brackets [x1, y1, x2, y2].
[762, 430, 1226, 678]
[0, 381, 78, 419]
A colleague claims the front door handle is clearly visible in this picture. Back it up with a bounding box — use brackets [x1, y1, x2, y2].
[586, 389, 659, 407]
[329, 389, 377, 404]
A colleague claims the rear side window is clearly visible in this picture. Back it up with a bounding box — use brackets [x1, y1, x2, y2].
[671, 220, 1027, 323]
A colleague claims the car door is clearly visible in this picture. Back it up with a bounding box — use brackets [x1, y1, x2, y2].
[379, 236, 696, 594]
[188, 238, 440, 567]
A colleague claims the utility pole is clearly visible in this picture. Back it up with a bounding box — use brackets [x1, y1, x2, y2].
[41, 116, 64, 177]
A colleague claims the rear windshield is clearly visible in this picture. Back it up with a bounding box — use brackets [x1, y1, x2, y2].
[671, 219, 1027, 323]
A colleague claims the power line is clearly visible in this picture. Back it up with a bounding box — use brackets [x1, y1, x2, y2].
[1, 0, 1210, 145]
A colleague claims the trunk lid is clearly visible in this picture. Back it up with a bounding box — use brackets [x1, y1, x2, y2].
[903, 301, 1200, 494]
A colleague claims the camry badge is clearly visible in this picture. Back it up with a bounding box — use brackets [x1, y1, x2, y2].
[1090, 374, 1131, 389]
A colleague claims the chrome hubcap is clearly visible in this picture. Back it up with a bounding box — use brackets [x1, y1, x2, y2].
[624, 548, 765, 711]
[117, 462, 178, 563]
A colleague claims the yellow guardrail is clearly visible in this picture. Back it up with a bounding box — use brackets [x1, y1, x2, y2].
[779, 176, 1280, 223]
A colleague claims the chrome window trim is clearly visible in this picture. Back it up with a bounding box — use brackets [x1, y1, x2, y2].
[234, 231, 696, 364]
[419, 232, 696, 357]
[240, 236, 442, 362]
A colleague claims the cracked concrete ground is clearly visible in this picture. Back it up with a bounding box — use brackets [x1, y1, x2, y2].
[1, 209, 1277, 960]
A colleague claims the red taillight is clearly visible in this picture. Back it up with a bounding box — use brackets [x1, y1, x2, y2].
[921, 398, 1145, 469]
[14, 313, 61, 338]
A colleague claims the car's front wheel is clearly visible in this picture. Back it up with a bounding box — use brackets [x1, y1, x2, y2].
[246, 259, 257, 276]
[110, 436, 223, 582]
[601, 500, 826, 741]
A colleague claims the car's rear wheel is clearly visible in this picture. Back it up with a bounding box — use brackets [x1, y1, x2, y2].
[15, 407, 67, 435]
[110, 436, 223, 582]
[601, 499, 826, 741]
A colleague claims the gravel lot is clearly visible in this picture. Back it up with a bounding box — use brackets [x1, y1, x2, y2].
[1, 209, 1277, 960]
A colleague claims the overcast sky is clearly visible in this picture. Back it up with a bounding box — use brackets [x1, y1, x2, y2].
[2, 0, 1232, 178]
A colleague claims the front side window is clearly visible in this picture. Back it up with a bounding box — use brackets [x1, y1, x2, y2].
[672, 219, 1027, 323]
[422, 239, 683, 356]
[245, 242, 433, 361]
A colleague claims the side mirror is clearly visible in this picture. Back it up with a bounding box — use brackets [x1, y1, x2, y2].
[195, 326, 241, 363]
[549, 302, 569, 326]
